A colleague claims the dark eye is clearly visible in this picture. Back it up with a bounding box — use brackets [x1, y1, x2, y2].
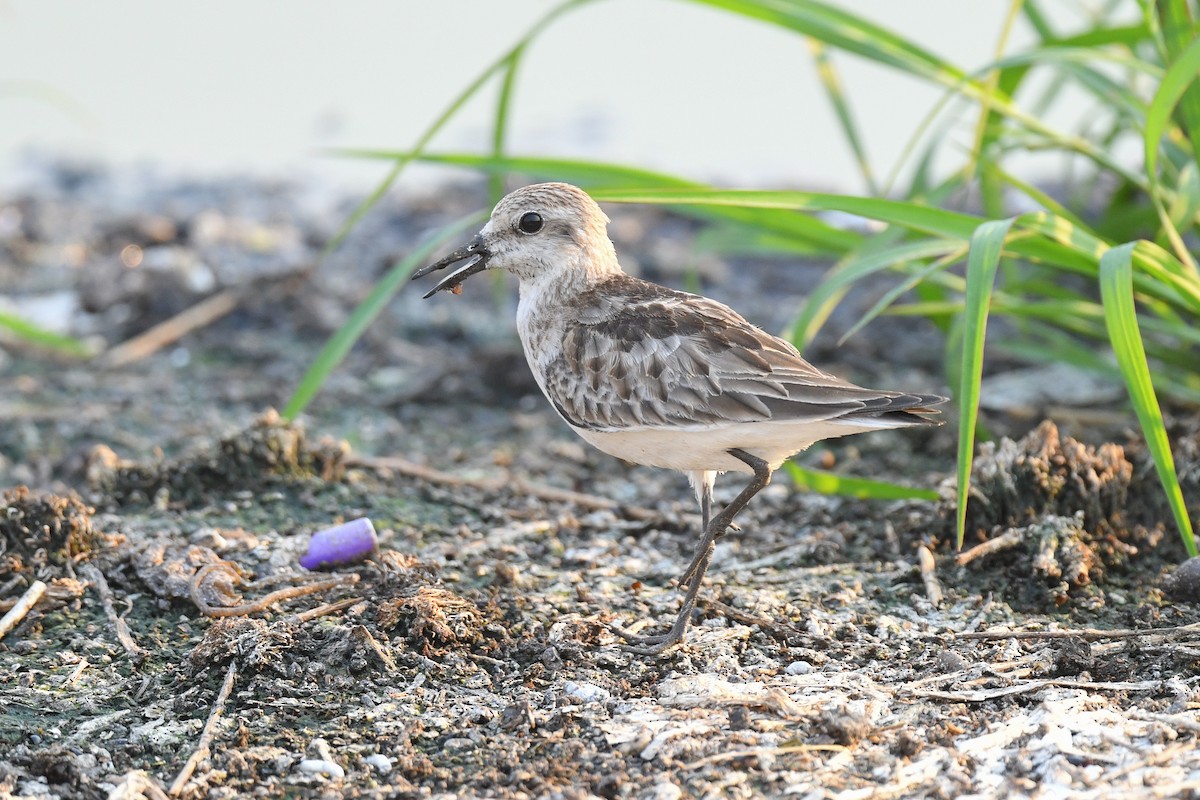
[517, 212, 544, 235]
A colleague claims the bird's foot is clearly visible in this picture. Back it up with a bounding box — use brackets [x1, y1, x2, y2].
[608, 622, 688, 655]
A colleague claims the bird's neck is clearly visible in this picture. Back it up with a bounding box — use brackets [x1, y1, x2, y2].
[514, 240, 621, 372]
[516, 239, 621, 309]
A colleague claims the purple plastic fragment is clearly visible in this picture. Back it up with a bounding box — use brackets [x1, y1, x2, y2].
[300, 517, 378, 570]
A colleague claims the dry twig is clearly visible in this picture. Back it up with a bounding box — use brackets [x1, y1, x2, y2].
[704, 599, 809, 641]
[110, 770, 170, 800]
[913, 677, 1168, 703]
[0, 580, 47, 642]
[289, 596, 362, 623]
[685, 743, 847, 769]
[188, 562, 359, 617]
[80, 563, 146, 659]
[918, 545, 942, 606]
[103, 289, 239, 367]
[954, 528, 1024, 566]
[169, 661, 237, 797]
[956, 622, 1200, 642]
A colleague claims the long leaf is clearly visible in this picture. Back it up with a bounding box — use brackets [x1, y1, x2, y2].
[1098, 242, 1197, 557]
[786, 238, 963, 347]
[586, 188, 1200, 312]
[341, 151, 862, 254]
[489, 49, 524, 205]
[1144, 30, 1200, 275]
[0, 311, 91, 357]
[323, 0, 593, 255]
[1157, 0, 1200, 178]
[807, 38, 878, 195]
[682, 0, 1148, 189]
[955, 218, 1015, 548]
[784, 461, 938, 501]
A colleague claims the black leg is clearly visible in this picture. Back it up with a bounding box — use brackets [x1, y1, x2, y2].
[620, 449, 772, 655]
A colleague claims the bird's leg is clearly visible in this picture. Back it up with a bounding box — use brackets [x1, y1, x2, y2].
[621, 449, 772, 654]
[676, 476, 715, 590]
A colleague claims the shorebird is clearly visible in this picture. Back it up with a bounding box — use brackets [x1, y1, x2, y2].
[413, 182, 946, 653]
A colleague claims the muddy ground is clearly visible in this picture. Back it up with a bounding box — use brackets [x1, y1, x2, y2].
[2, 164, 1200, 799]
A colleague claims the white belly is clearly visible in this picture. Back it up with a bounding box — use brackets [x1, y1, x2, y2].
[571, 419, 886, 474]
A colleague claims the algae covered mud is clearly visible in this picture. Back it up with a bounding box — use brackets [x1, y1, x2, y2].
[2, 165, 1199, 798]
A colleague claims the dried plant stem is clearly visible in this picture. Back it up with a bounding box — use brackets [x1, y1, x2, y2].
[189, 562, 359, 617]
[918, 545, 943, 606]
[956, 622, 1200, 642]
[103, 289, 239, 367]
[0, 580, 47, 642]
[80, 563, 146, 659]
[169, 661, 237, 797]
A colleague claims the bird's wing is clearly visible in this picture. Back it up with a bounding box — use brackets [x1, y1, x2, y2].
[540, 276, 942, 431]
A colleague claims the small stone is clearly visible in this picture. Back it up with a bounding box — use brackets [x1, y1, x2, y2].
[297, 759, 344, 779]
[785, 660, 813, 675]
[364, 754, 392, 775]
[646, 781, 683, 800]
[936, 650, 968, 672]
[727, 706, 752, 730]
[1163, 557, 1200, 601]
[541, 646, 563, 672]
[563, 680, 609, 704]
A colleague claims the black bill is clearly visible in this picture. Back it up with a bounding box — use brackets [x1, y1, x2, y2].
[411, 235, 490, 298]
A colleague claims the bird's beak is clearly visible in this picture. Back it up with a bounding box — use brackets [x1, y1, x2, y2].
[411, 234, 490, 298]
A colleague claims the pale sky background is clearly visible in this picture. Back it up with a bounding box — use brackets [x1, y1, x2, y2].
[0, 1, 1116, 194]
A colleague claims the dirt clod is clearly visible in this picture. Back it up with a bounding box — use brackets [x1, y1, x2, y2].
[189, 616, 296, 673]
[378, 585, 485, 656]
[815, 705, 874, 746]
[0, 487, 100, 578]
[88, 409, 349, 506]
[953, 421, 1167, 609]
[961, 420, 1144, 538]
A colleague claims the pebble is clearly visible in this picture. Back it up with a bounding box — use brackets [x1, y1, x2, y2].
[297, 759, 344, 779]
[563, 680, 610, 704]
[785, 660, 813, 675]
[645, 781, 683, 800]
[443, 737, 475, 753]
[364, 754, 392, 775]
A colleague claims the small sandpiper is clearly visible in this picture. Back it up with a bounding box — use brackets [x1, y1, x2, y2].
[414, 182, 946, 653]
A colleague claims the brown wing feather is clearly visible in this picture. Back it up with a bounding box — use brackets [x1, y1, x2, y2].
[541, 275, 944, 431]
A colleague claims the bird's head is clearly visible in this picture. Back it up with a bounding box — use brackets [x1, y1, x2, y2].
[412, 182, 618, 298]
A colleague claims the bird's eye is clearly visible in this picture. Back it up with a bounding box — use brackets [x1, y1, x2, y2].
[517, 212, 544, 235]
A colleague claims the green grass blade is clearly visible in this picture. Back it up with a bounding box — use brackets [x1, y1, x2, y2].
[807, 38, 878, 195]
[323, 0, 592, 255]
[588, 187, 982, 238]
[783, 461, 938, 501]
[488, 50, 524, 304]
[686, 0, 969, 85]
[0, 311, 91, 357]
[1098, 242, 1197, 557]
[1143, 31, 1200, 275]
[693, 224, 829, 257]
[588, 188, 1200, 312]
[1158, 0, 1200, 176]
[786, 238, 963, 347]
[282, 211, 488, 420]
[684, 0, 1147, 189]
[341, 151, 862, 254]
[839, 247, 967, 344]
[489, 49, 523, 205]
[968, 0, 1022, 217]
[955, 218, 1015, 549]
